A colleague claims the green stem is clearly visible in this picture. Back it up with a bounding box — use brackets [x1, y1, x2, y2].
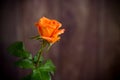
[36, 48, 42, 67]
[36, 40, 46, 67]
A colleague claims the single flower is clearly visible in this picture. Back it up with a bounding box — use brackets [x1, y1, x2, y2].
[35, 17, 65, 44]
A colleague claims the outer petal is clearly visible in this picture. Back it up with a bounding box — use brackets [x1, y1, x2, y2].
[40, 26, 54, 37]
[35, 16, 65, 44]
[41, 36, 60, 43]
[52, 29, 65, 37]
[51, 20, 62, 29]
[41, 36, 53, 42]
[52, 37, 60, 43]
[56, 29, 65, 35]
[37, 25, 43, 36]
[40, 17, 50, 25]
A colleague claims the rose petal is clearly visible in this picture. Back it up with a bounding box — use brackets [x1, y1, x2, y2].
[35, 17, 65, 44]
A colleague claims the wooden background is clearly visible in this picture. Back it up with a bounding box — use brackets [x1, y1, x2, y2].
[0, 0, 120, 80]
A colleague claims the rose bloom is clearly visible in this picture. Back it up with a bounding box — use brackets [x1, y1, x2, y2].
[35, 17, 65, 44]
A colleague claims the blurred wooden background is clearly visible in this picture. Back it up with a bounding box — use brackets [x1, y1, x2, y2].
[0, 0, 120, 80]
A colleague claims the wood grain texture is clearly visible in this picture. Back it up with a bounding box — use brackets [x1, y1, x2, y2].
[0, 0, 120, 80]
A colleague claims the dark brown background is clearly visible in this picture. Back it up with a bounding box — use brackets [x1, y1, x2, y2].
[0, 0, 120, 80]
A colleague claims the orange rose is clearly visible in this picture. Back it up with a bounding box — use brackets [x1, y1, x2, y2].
[35, 17, 65, 44]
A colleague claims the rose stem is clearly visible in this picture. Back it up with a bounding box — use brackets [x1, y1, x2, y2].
[36, 40, 45, 67]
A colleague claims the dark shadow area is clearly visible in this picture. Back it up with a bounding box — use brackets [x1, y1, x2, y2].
[1, 0, 120, 80]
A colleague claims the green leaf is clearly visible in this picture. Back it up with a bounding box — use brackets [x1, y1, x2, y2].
[39, 60, 56, 73]
[15, 59, 34, 69]
[31, 69, 41, 80]
[31, 69, 51, 80]
[8, 41, 30, 58]
[40, 71, 51, 80]
[33, 54, 44, 63]
[22, 74, 32, 80]
[28, 54, 32, 60]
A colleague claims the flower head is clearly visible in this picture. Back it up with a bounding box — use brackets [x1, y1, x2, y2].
[35, 17, 65, 44]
